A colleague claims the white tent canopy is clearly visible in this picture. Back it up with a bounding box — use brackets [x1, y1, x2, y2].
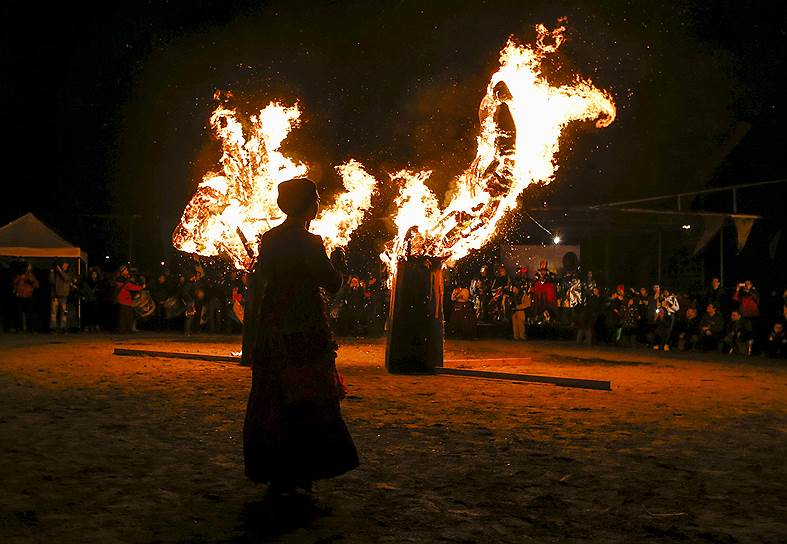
[0, 213, 88, 262]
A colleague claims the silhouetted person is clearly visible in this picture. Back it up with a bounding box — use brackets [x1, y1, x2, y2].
[244, 178, 358, 496]
[13, 262, 39, 332]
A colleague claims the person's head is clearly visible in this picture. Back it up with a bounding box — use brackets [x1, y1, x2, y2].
[277, 178, 320, 220]
[616, 284, 625, 296]
[240, 272, 248, 284]
[626, 297, 635, 307]
[592, 286, 600, 297]
[712, 277, 720, 289]
[744, 279, 753, 290]
[731, 310, 741, 321]
[119, 265, 130, 278]
[773, 322, 783, 335]
[480, 265, 489, 277]
[496, 264, 506, 276]
[662, 289, 670, 297]
[639, 287, 648, 297]
[368, 276, 377, 286]
[706, 303, 716, 315]
[157, 274, 166, 284]
[25, 262, 32, 273]
[586, 270, 593, 279]
[653, 284, 660, 294]
[349, 276, 360, 289]
[90, 269, 99, 281]
[686, 307, 697, 319]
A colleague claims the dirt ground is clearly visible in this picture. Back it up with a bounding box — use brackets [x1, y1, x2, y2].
[1, 333, 786, 543]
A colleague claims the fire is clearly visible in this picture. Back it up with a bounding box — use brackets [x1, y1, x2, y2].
[381, 23, 616, 272]
[172, 100, 377, 269]
[174, 22, 615, 276]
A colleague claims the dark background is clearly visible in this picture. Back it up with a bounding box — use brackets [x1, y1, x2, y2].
[1, 0, 785, 286]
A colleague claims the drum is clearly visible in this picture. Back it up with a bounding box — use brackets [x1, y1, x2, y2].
[132, 291, 156, 319]
[162, 296, 185, 319]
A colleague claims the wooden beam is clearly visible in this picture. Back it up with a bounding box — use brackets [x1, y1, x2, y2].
[444, 358, 531, 366]
[435, 367, 611, 391]
[113, 349, 612, 391]
[113, 347, 242, 364]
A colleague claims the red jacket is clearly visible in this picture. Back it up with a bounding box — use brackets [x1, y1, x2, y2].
[116, 280, 142, 306]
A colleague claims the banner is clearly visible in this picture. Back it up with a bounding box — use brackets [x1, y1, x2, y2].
[733, 217, 756, 254]
[693, 215, 725, 256]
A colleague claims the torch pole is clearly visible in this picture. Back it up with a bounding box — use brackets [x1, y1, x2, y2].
[236, 227, 257, 366]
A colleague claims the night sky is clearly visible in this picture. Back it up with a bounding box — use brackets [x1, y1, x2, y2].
[2, 0, 785, 267]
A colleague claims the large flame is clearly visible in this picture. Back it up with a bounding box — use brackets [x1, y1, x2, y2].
[174, 23, 615, 275]
[172, 100, 377, 269]
[381, 23, 616, 272]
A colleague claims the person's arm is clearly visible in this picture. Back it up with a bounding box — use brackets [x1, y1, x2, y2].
[308, 236, 342, 293]
[126, 282, 143, 293]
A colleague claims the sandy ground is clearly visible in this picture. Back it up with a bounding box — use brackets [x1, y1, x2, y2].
[1, 333, 786, 543]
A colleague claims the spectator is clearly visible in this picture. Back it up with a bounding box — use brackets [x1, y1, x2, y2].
[763, 321, 786, 358]
[13, 262, 39, 332]
[339, 276, 367, 336]
[704, 277, 726, 315]
[723, 309, 753, 355]
[652, 289, 680, 351]
[510, 283, 530, 341]
[115, 265, 143, 333]
[449, 285, 477, 339]
[150, 273, 172, 330]
[80, 267, 102, 332]
[49, 260, 74, 333]
[674, 306, 701, 351]
[620, 296, 640, 346]
[698, 303, 725, 351]
[576, 286, 602, 345]
[733, 280, 760, 318]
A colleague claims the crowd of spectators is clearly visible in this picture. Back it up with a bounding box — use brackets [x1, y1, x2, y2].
[446, 262, 787, 359]
[3, 255, 786, 360]
[0, 256, 389, 339]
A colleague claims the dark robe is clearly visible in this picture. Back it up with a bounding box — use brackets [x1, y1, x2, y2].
[243, 222, 358, 485]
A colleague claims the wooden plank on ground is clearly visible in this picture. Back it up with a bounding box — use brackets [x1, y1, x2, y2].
[444, 358, 532, 366]
[435, 367, 611, 391]
[113, 347, 242, 364]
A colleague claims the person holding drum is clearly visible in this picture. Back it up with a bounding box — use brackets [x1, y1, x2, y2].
[115, 265, 144, 333]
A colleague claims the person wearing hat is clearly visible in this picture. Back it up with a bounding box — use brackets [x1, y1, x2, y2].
[243, 178, 358, 496]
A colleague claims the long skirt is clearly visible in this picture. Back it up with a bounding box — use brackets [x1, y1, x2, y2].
[243, 349, 358, 485]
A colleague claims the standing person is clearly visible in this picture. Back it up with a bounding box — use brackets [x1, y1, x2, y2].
[733, 280, 760, 319]
[13, 262, 39, 332]
[115, 265, 143, 333]
[620, 297, 641, 347]
[704, 277, 726, 315]
[49, 260, 73, 333]
[243, 178, 358, 495]
[150, 273, 172, 331]
[510, 283, 530, 341]
[80, 268, 102, 332]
